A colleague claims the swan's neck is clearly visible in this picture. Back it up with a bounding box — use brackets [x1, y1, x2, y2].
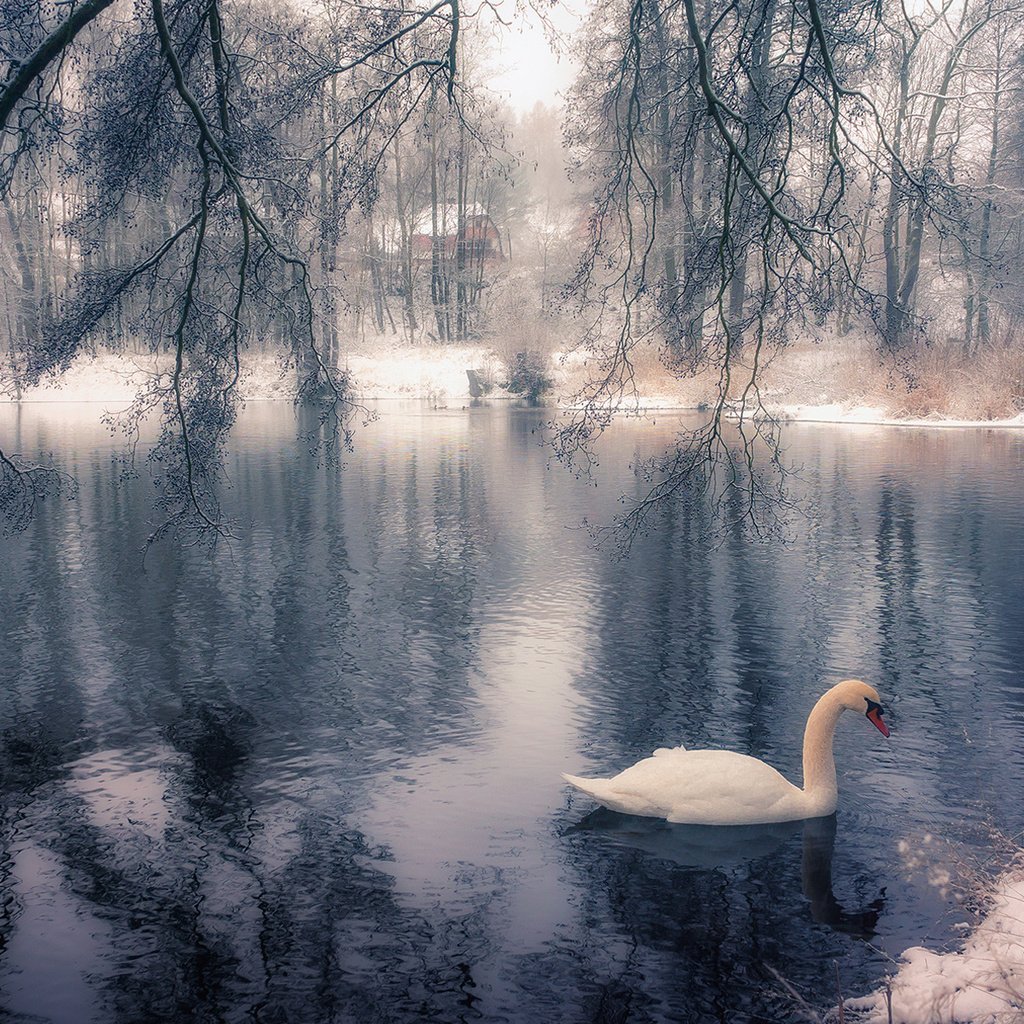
[801, 692, 843, 801]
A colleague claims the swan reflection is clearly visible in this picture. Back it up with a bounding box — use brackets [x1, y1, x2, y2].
[802, 814, 886, 936]
[569, 810, 885, 937]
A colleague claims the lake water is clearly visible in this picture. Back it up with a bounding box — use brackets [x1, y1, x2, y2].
[1, 402, 1023, 1023]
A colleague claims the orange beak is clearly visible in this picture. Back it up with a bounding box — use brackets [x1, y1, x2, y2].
[867, 707, 890, 737]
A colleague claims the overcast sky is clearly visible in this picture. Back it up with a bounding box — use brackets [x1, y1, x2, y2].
[483, 1, 581, 114]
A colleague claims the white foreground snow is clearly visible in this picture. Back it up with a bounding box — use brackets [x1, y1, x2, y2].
[847, 866, 1024, 1024]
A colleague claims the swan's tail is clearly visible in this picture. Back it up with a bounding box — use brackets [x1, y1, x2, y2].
[562, 773, 612, 802]
[562, 772, 641, 815]
[562, 771, 664, 818]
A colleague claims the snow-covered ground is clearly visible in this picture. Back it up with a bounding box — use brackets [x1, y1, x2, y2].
[3, 337, 1023, 429]
[0, 345, 689, 409]
[770, 403, 1024, 429]
[1, 352, 161, 405]
[343, 342, 516, 404]
[0, 346, 541, 407]
[847, 862, 1024, 1024]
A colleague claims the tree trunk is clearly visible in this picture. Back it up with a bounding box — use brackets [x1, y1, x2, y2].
[648, 0, 680, 355]
[883, 47, 910, 346]
[455, 119, 468, 341]
[2, 198, 40, 350]
[976, 27, 1003, 348]
[429, 94, 448, 342]
[727, 0, 776, 351]
[393, 131, 418, 340]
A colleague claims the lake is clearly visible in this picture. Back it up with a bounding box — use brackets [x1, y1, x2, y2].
[1, 401, 1022, 1023]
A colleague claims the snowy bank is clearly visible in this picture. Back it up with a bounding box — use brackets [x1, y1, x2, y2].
[0, 348, 502, 406]
[343, 342, 508, 403]
[1, 353, 162, 405]
[847, 864, 1024, 1024]
[756, 336, 1024, 429]
[3, 343, 1024, 429]
[0, 346, 695, 409]
[0, 346, 553, 406]
[770, 403, 1024, 430]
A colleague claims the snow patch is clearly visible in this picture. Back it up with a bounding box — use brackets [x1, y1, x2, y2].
[771, 403, 1024, 429]
[2, 352, 161, 405]
[847, 866, 1024, 1024]
[1, 345, 532, 407]
[5, 341, 1024, 427]
[343, 342, 496, 403]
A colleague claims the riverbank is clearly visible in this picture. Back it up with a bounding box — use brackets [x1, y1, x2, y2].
[847, 855, 1024, 1024]
[3, 339, 1023, 429]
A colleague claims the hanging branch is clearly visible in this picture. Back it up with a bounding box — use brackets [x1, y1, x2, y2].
[1, 0, 464, 540]
[559, 0, 875, 538]
[0, 0, 118, 127]
[0, 446, 76, 535]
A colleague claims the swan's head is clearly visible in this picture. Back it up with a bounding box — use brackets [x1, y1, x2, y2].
[834, 679, 890, 737]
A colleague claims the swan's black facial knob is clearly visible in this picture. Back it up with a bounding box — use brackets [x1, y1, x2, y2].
[865, 699, 890, 738]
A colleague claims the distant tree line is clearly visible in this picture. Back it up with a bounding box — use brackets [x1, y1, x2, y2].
[557, 0, 1024, 530]
[2, 0, 1023, 538]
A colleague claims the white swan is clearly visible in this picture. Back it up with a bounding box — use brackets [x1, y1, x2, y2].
[562, 680, 890, 825]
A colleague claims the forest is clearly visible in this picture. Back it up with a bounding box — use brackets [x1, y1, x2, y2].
[2, 0, 1024, 537]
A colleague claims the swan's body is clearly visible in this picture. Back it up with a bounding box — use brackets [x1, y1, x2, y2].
[564, 747, 831, 824]
[562, 680, 889, 825]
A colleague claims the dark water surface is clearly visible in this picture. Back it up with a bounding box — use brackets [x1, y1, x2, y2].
[1, 402, 1023, 1023]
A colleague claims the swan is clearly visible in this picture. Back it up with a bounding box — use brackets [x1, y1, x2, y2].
[562, 679, 890, 825]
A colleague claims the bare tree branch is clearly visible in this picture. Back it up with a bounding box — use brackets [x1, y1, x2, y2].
[0, 0, 118, 130]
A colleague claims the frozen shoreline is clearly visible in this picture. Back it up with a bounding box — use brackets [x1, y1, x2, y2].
[3, 348, 1024, 430]
[770, 404, 1024, 430]
[847, 862, 1024, 1024]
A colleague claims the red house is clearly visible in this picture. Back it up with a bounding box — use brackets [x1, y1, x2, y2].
[410, 204, 504, 261]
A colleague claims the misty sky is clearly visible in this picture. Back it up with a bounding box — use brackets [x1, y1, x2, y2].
[485, 1, 580, 112]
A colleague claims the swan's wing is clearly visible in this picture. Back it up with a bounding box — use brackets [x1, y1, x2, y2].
[563, 745, 693, 816]
[601, 749, 804, 824]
